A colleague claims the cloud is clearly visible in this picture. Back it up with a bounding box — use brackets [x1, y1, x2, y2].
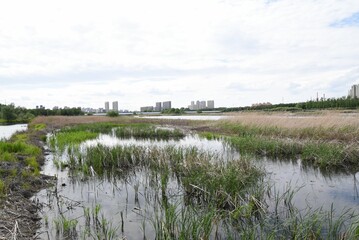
[327, 67, 359, 93]
[331, 12, 359, 27]
[226, 82, 268, 92]
[1, 0, 359, 109]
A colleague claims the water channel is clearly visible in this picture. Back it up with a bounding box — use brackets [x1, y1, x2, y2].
[34, 128, 359, 239]
[0, 123, 27, 140]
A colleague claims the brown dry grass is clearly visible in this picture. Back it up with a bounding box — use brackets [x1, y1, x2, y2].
[30, 115, 130, 129]
[30, 115, 207, 130]
[223, 111, 359, 130]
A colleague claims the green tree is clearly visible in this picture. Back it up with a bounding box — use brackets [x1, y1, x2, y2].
[1, 104, 17, 121]
[107, 111, 119, 117]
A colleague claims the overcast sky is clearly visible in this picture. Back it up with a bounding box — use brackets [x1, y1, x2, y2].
[1, 0, 359, 110]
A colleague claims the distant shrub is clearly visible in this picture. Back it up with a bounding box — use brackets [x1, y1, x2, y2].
[106, 111, 119, 117]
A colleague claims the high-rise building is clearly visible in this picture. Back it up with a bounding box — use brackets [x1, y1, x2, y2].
[207, 100, 214, 109]
[162, 101, 171, 110]
[140, 106, 154, 112]
[112, 101, 118, 112]
[348, 84, 359, 98]
[105, 101, 109, 112]
[189, 100, 214, 110]
[189, 101, 195, 110]
[155, 102, 162, 112]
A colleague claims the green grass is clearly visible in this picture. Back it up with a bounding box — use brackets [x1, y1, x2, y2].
[48, 123, 146, 151]
[54, 216, 78, 237]
[50, 123, 185, 154]
[59, 122, 123, 134]
[0, 179, 6, 196]
[66, 143, 264, 211]
[0, 140, 41, 157]
[32, 123, 46, 131]
[225, 135, 356, 170]
[0, 127, 45, 200]
[114, 125, 184, 139]
[45, 121, 359, 239]
[49, 131, 99, 152]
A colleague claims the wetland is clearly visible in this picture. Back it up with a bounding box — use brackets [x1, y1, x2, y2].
[2, 112, 359, 239]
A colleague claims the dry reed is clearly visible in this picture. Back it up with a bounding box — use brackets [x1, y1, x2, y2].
[223, 111, 359, 130]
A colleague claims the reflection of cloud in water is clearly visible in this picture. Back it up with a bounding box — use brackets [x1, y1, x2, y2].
[83, 134, 239, 161]
[259, 157, 359, 211]
[37, 132, 359, 238]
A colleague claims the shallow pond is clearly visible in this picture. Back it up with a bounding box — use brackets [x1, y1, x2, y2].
[35, 131, 359, 239]
[0, 123, 27, 140]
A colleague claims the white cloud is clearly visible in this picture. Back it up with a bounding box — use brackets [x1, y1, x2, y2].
[1, 0, 359, 109]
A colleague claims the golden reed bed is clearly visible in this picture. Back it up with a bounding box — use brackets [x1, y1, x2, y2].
[31, 110, 359, 133]
[223, 111, 359, 130]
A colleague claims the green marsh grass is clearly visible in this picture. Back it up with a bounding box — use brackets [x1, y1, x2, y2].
[49, 131, 98, 152]
[44, 120, 359, 239]
[212, 113, 359, 170]
[31, 123, 46, 131]
[68, 142, 266, 215]
[49, 123, 184, 154]
[225, 135, 354, 170]
[54, 216, 78, 238]
[58, 122, 121, 134]
[0, 179, 6, 196]
[114, 125, 184, 139]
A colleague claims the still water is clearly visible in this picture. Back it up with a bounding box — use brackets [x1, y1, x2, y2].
[35, 132, 359, 239]
[0, 123, 27, 140]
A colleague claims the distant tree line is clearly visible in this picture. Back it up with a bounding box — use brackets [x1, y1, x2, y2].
[222, 97, 359, 112]
[0, 103, 84, 122]
[161, 108, 186, 114]
[296, 97, 359, 110]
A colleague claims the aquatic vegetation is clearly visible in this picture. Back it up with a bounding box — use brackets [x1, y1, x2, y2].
[114, 125, 184, 139]
[49, 131, 98, 152]
[225, 135, 358, 170]
[31, 123, 46, 131]
[39, 118, 359, 239]
[54, 216, 78, 238]
[59, 122, 121, 134]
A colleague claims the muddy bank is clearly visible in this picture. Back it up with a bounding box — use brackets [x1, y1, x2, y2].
[0, 128, 56, 239]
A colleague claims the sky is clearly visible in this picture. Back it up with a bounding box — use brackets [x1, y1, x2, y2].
[1, 0, 359, 110]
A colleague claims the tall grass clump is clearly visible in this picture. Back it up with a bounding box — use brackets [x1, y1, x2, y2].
[59, 122, 121, 134]
[49, 131, 98, 152]
[114, 125, 184, 139]
[0, 140, 41, 157]
[54, 216, 78, 238]
[225, 135, 355, 170]
[48, 122, 126, 151]
[48, 132, 359, 238]
[209, 113, 359, 171]
[70, 144, 264, 210]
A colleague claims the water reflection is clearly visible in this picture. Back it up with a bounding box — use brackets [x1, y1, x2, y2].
[35, 132, 359, 239]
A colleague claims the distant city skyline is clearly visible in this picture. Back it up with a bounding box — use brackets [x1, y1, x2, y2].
[1, 1, 358, 110]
